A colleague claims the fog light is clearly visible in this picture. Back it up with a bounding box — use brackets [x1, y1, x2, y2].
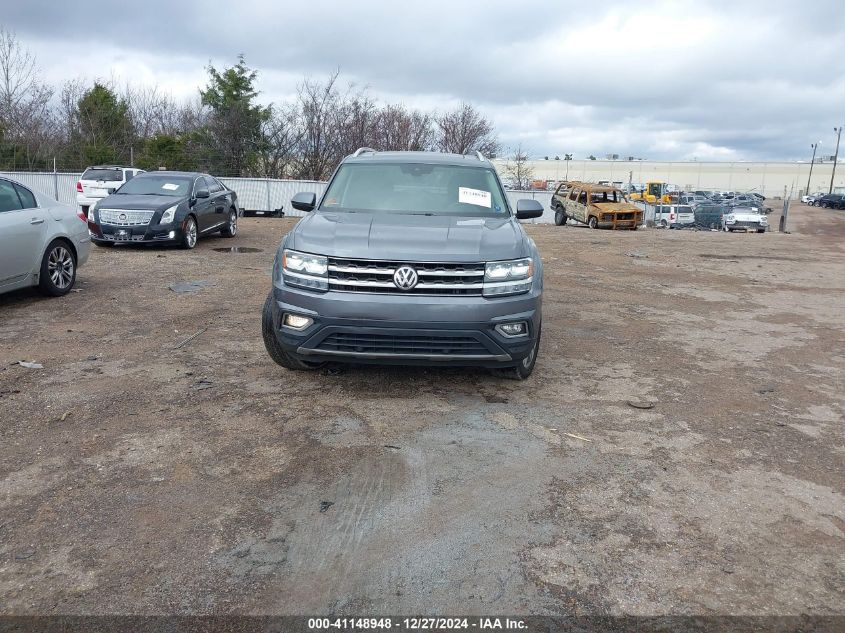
[496, 321, 528, 337]
[283, 313, 313, 330]
[168, 231, 176, 239]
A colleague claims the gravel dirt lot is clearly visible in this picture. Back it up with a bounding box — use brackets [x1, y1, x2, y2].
[1, 203, 843, 616]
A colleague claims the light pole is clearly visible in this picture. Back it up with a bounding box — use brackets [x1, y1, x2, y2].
[806, 141, 820, 196]
[830, 126, 843, 194]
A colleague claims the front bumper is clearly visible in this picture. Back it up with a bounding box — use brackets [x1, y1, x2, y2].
[88, 221, 182, 244]
[270, 281, 542, 368]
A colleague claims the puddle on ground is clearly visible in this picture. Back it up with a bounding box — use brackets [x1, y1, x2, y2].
[213, 247, 264, 254]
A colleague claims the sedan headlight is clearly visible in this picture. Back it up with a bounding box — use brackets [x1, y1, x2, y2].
[483, 257, 533, 297]
[160, 204, 179, 224]
[282, 249, 328, 291]
[725, 214, 735, 223]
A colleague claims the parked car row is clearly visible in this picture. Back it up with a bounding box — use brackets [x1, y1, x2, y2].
[0, 168, 241, 297]
[807, 193, 845, 209]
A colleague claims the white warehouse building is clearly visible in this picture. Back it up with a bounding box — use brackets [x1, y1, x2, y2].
[492, 158, 845, 198]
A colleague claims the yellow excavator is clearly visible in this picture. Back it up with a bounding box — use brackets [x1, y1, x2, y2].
[629, 181, 673, 204]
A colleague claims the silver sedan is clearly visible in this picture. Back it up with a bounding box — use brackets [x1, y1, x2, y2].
[0, 176, 91, 297]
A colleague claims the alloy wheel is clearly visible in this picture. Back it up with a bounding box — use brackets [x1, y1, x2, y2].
[48, 246, 74, 289]
[186, 219, 197, 248]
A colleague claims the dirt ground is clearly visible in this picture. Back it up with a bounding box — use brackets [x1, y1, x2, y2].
[1, 203, 843, 616]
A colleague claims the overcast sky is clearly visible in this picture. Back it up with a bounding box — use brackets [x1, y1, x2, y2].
[6, 0, 845, 161]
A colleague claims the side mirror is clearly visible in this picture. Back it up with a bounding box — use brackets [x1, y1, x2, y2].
[515, 199, 544, 219]
[195, 189, 210, 199]
[291, 192, 317, 212]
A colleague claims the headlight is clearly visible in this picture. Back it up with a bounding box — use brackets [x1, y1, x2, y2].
[281, 249, 328, 291]
[483, 257, 533, 297]
[160, 204, 178, 224]
[725, 215, 735, 222]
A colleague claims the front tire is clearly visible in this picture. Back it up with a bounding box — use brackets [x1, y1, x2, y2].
[181, 216, 198, 249]
[554, 209, 567, 226]
[495, 324, 541, 380]
[262, 294, 325, 371]
[220, 209, 238, 237]
[38, 240, 76, 297]
[588, 216, 598, 229]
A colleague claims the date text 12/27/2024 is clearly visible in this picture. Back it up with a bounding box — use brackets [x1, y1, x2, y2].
[308, 618, 528, 630]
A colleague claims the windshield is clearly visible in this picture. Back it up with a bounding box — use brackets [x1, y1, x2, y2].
[116, 175, 192, 197]
[82, 168, 123, 182]
[589, 190, 626, 203]
[320, 163, 509, 217]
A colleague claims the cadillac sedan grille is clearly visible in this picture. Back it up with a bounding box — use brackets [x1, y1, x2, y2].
[327, 257, 485, 296]
[99, 209, 155, 226]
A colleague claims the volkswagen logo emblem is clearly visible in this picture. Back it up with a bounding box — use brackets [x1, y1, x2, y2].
[393, 265, 418, 290]
[119, 213, 127, 221]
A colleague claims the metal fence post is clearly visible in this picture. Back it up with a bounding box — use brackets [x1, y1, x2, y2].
[265, 178, 271, 213]
[53, 157, 58, 200]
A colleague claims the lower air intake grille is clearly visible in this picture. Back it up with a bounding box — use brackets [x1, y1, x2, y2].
[317, 333, 489, 356]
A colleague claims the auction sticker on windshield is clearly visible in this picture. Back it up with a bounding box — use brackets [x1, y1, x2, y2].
[162, 183, 179, 191]
[458, 187, 491, 208]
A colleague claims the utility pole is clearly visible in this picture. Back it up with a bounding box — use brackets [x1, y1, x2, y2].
[807, 142, 820, 196]
[830, 126, 842, 194]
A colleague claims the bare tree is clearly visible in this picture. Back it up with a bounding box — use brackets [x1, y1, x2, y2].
[334, 88, 378, 159]
[435, 102, 500, 157]
[0, 28, 55, 168]
[373, 104, 434, 151]
[124, 84, 186, 139]
[503, 143, 534, 190]
[257, 102, 303, 178]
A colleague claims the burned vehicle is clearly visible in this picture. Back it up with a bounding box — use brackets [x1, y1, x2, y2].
[550, 181, 642, 229]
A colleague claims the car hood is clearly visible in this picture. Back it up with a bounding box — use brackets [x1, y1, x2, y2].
[729, 211, 765, 221]
[292, 211, 527, 262]
[96, 194, 186, 211]
[592, 202, 641, 213]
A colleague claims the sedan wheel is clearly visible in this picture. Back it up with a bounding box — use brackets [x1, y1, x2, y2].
[588, 216, 598, 229]
[181, 217, 198, 249]
[221, 210, 238, 237]
[38, 240, 76, 297]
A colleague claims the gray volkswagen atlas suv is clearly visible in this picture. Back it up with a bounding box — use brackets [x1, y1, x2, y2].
[262, 149, 544, 379]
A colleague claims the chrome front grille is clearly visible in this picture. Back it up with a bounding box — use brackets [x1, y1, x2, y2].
[327, 257, 485, 295]
[99, 209, 155, 226]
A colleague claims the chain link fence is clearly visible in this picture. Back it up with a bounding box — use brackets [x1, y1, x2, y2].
[0, 170, 328, 218]
[1, 170, 558, 222]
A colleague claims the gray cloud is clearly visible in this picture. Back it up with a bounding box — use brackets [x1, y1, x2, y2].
[7, 0, 845, 160]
